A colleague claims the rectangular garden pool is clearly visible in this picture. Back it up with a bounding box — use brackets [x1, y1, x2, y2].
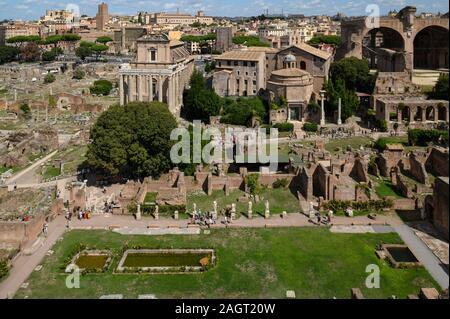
[116, 249, 215, 274]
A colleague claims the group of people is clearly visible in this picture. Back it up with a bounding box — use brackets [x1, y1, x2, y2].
[104, 201, 115, 214]
[310, 210, 333, 226]
[190, 210, 217, 228]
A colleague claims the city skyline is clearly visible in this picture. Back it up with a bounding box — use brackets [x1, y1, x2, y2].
[1, 0, 449, 21]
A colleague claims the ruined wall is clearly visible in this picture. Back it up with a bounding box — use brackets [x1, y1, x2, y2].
[313, 164, 329, 199]
[425, 147, 449, 177]
[0, 214, 45, 250]
[409, 153, 428, 184]
[433, 177, 449, 239]
[349, 158, 369, 183]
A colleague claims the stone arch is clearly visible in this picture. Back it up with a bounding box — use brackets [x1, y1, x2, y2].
[362, 27, 405, 70]
[425, 106, 435, 121]
[414, 25, 449, 69]
[438, 105, 447, 121]
[414, 106, 423, 121]
[401, 105, 411, 122]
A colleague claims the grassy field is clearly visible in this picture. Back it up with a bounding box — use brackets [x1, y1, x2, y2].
[187, 188, 300, 217]
[375, 179, 404, 199]
[43, 166, 61, 180]
[325, 136, 373, 154]
[14, 228, 438, 299]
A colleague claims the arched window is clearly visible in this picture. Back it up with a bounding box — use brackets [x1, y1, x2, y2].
[300, 61, 306, 70]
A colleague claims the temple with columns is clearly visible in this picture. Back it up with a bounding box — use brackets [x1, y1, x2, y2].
[118, 33, 194, 116]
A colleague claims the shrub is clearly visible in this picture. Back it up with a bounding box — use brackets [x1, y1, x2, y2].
[375, 119, 388, 132]
[246, 173, 260, 195]
[273, 122, 294, 132]
[408, 129, 449, 146]
[73, 68, 85, 80]
[20, 103, 30, 114]
[0, 259, 9, 281]
[142, 204, 186, 215]
[44, 73, 55, 84]
[273, 178, 289, 189]
[303, 122, 318, 132]
[322, 199, 393, 213]
[90, 79, 113, 95]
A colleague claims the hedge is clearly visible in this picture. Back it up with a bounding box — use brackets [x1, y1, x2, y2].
[303, 122, 318, 132]
[273, 122, 294, 132]
[408, 129, 449, 146]
[322, 199, 393, 212]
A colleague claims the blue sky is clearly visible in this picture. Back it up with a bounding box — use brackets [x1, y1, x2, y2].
[1, 0, 449, 20]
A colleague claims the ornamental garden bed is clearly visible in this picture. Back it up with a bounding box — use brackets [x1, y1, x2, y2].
[65, 250, 112, 273]
[116, 249, 215, 274]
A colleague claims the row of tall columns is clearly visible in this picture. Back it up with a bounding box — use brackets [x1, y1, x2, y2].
[120, 74, 166, 105]
[119, 71, 185, 112]
[394, 105, 449, 123]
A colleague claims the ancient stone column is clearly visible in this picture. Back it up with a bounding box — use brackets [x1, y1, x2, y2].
[119, 74, 124, 105]
[168, 76, 173, 111]
[337, 98, 342, 125]
[154, 205, 159, 220]
[320, 91, 325, 126]
[264, 200, 270, 219]
[138, 75, 143, 101]
[248, 201, 253, 219]
[127, 75, 132, 102]
[136, 204, 141, 220]
[230, 203, 236, 220]
[158, 75, 163, 102]
[149, 75, 153, 101]
[409, 106, 415, 123]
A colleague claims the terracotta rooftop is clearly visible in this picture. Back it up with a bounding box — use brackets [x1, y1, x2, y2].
[271, 68, 311, 77]
[292, 43, 332, 60]
[215, 50, 265, 61]
[385, 143, 405, 151]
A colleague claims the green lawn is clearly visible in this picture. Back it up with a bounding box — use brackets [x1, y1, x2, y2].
[14, 228, 438, 299]
[375, 179, 404, 199]
[43, 166, 61, 180]
[187, 188, 299, 217]
[0, 166, 11, 174]
[59, 145, 88, 175]
[325, 136, 373, 154]
[143, 192, 157, 203]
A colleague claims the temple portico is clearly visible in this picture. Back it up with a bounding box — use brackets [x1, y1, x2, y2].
[118, 33, 194, 117]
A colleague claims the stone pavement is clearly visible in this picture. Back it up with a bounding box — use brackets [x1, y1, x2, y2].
[5, 150, 58, 186]
[0, 214, 67, 299]
[394, 225, 449, 290]
[69, 212, 403, 230]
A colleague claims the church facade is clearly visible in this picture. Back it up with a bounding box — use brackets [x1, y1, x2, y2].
[118, 33, 194, 117]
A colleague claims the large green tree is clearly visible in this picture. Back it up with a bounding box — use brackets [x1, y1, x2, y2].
[87, 101, 178, 178]
[221, 96, 267, 126]
[430, 73, 449, 101]
[308, 35, 342, 47]
[182, 70, 223, 122]
[0, 46, 19, 64]
[330, 57, 375, 93]
[324, 78, 360, 121]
